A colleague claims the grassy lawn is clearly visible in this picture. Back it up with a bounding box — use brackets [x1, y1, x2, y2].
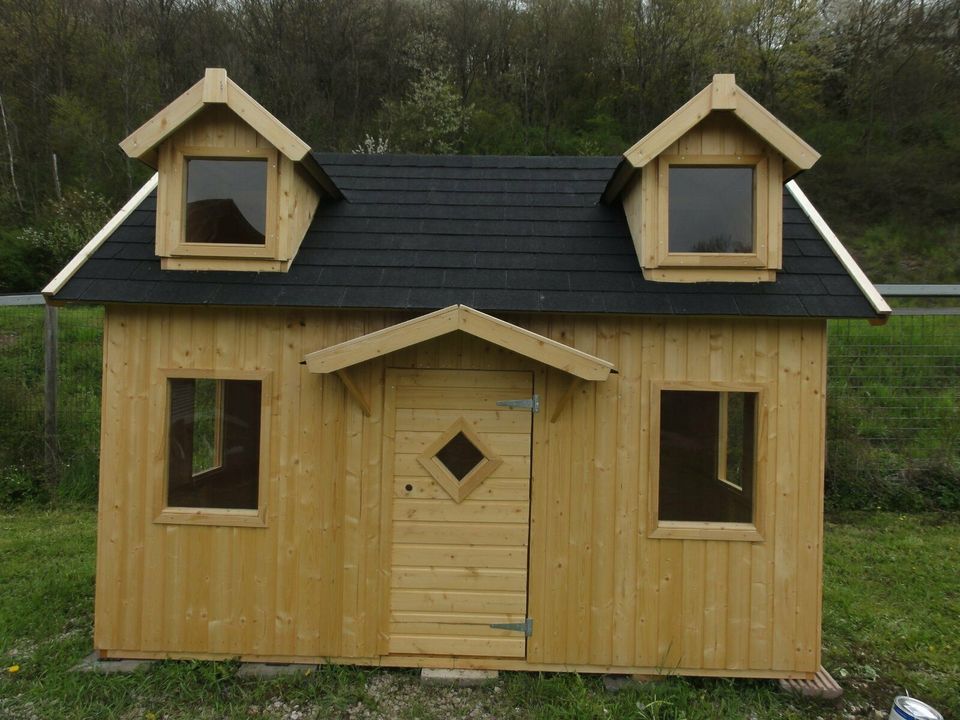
[0, 508, 957, 719]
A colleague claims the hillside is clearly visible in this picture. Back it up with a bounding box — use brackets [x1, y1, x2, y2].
[0, 0, 956, 291]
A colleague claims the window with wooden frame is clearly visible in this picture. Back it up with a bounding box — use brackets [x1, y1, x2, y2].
[156, 369, 272, 527]
[657, 154, 768, 269]
[169, 146, 279, 260]
[649, 381, 766, 541]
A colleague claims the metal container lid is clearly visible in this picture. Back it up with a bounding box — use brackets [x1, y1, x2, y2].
[892, 696, 943, 720]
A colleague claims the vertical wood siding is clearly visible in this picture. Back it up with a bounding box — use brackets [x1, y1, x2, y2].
[95, 306, 826, 675]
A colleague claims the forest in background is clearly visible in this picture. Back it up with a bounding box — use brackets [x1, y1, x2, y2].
[0, 0, 957, 292]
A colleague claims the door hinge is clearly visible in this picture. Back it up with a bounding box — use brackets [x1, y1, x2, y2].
[489, 618, 533, 636]
[496, 395, 540, 413]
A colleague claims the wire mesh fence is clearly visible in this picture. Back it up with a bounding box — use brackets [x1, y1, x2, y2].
[0, 295, 958, 507]
[0, 299, 103, 502]
[829, 314, 960, 455]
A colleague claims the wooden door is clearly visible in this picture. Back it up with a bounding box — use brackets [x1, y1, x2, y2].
[384, 368, 533, 658]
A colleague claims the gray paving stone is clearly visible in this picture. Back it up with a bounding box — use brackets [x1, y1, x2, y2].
[72, 652, 154, 674]
[420, 668, 498, 687]
[236, 663, 319, 679]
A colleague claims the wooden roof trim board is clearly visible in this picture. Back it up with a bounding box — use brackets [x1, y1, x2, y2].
[786, 180, 891, 317]
[605, 74, 820, 201]
[42, 173, 159, 298]
[119, 68, 341, 198]
[303, 304, 617, 380]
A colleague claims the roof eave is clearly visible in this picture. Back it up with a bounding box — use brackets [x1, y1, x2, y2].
[786, 179, 891, 318]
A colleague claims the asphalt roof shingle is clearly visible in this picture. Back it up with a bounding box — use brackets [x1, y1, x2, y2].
[53, 153, 878, 318]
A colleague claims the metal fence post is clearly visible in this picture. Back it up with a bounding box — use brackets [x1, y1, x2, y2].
[44, 301, 59, 487]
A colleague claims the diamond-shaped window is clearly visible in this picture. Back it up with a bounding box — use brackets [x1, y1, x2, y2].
[435, 432, 485, 481]
[418, 418, 502, 503]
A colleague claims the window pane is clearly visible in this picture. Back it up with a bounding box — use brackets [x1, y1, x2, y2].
[435, 431, 486, 481]
[668, 167, 754, 253]
[167, 378, 261, 509]
[191, 379, 221, 475]
[185, 159, 267, 245]
[724, 392, 753, 489]
[658, 390, 755, 523]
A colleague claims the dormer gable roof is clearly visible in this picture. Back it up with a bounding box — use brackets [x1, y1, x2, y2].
[120, 68, 341, 199]
[602, 74, 820, 203]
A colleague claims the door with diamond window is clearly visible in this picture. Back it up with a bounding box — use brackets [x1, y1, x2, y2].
[384, 368, 533, 658]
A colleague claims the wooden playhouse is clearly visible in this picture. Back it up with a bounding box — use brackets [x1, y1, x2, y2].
[45, 69, 889, 679]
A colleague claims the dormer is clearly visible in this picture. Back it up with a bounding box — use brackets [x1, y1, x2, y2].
[603, 74, 819, 283]
[120, 68, 341, 272]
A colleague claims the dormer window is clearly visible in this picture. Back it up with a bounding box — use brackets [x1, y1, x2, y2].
[605, 74, 819, 283]
[657, 154, 769, 271]
[119, 68, 342, 273]
[668, 166, 753, 254]
[186, 158, 268, 245]
[170, 147, 279, 261]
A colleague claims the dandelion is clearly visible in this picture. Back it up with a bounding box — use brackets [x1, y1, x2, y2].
[6, 665, 19, 673]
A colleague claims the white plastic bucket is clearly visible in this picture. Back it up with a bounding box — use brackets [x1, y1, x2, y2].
[889, 696, 943, 720]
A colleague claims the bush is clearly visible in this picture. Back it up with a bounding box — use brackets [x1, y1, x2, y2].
[0, 464, 46, 508]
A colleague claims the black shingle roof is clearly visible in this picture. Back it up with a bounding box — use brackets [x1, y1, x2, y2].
[52, 153, 878, 318]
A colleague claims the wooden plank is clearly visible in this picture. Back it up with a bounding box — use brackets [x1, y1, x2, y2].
[377, 371, 400, 655]
[772, 323, 801, 671]
[623, 83, 713, 167]
[732, 86, 819, 170]
[395, 453, 528, 479]
[391, 568, 526, 592]
[681, 539, 705, 669]
[568, 321, 596, 664]
[657, 540, 683, 669]
[120, 78, 205, 161]
[358, 339, 386, 656]
[749, 320, 777, 671]
[392, 545, 528, 570]
[388, 635, 524, 658]
[390, 622, 521, 638]
[225, 77, 311, 161]
[395, 386, 528, 411]
[394, 476, 529, 501]
[702, 541, 728, 669]
[390, 611, 525, 626]
[711, 74, 737, 110]
[794, 322, 825, 672]
[394, 410, 531, 434]
[459, 306, 615, 381]
[621, 318, 649, 665]
[391, 590, 526, 614]
[396, 369, 532, 391]
[201, 68, 228, 103]
[394, 431, 531, 455]
[43, 175, 159, 296]
[392, 498, 530, 524]
[525, 364, 550, 664]
[620, 175, 645, 263]
[542, 328, 574, 663]
[305, 305, 615, 380]
[393, 521, 528, 547]
[336, 368, 371, 417]
[291, 318, 320, 657]
[589, 319, 617, 665]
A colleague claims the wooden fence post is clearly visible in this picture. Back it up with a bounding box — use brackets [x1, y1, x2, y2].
[44, 302, 59, 487]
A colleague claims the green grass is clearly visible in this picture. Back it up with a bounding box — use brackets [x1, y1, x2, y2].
[0, 305, 102, 505]
[1, 508, 957, 719]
